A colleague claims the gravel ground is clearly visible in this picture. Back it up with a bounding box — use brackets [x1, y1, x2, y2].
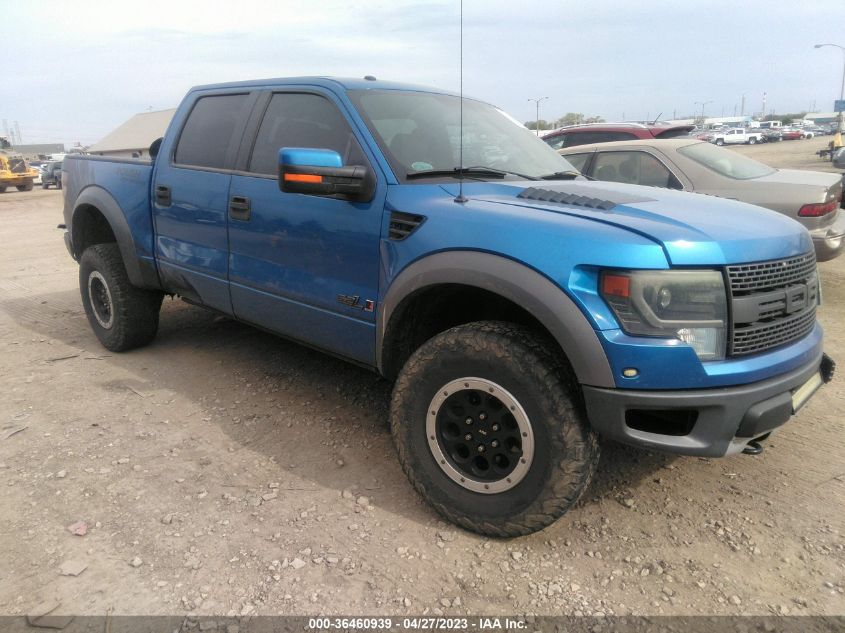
[0, 139, 843, 619]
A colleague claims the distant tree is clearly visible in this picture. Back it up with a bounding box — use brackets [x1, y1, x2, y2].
[524, 119, 550, 130]
[765, 112, 807, 125]
[525, 119, 552, 130]
[553, 113, 605, 127]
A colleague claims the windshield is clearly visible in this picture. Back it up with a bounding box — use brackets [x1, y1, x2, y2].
[347, 89, 576, 180]
[677, 141, 776, 180]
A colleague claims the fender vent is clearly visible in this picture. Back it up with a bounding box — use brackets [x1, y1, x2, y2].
[517, 187, 616, 211]
[389, 211, 426, 240]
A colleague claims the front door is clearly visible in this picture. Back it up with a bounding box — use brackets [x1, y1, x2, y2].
[227, 90, 385, 364]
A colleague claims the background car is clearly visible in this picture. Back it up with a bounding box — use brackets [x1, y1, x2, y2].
[780, 128, 803, 140]
[541, 122, 695, 149]
[559, 138, 844, 261]
[41, 161, 63, 189]
[760, 129, 782, 142]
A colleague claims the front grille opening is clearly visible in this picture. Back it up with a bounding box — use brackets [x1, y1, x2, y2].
[625, 409, 698, 436]
[726, 252, 819, 356]
[727, 252, 816, 295]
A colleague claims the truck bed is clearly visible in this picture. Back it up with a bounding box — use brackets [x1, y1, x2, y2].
[62, 155, 158, 281]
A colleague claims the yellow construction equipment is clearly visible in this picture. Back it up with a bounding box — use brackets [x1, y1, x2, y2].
[0, 136, 39, 193]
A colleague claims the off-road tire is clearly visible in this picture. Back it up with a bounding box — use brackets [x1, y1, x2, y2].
[79, 244, 163, 352]
[391, 321, 600, 537]
[0, 186, 7, 193]
[17, 181, 34, 191]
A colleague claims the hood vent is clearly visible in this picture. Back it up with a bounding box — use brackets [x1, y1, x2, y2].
[389, 211, 426, 240]
[517, 187, 617, 211]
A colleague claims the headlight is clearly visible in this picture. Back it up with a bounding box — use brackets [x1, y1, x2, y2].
[600, 270, 727, 361]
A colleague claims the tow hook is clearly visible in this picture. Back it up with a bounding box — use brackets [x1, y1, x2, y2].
[821, 354, 836, 384]
[742, 440, 764, 456]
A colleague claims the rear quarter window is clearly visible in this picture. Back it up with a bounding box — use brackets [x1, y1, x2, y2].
[562, 152, 592, 173]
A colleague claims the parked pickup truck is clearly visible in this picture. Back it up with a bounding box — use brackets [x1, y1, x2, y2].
[61, 77, 835, 536]
[711, 128, 764, 146]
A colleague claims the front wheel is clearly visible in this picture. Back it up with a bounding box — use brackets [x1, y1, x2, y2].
[391, 321, 599, 537]
[79, 244, 164, 351]
[16, 180, 34, 191]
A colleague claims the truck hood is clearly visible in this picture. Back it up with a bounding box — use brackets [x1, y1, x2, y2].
[440, 179, 813, 265]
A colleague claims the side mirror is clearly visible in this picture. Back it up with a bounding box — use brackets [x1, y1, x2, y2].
[149, 137, 163, 160]
[278, 148, 374, 202]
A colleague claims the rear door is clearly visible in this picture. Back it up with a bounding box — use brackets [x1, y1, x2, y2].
[152, 91, 256, 313]
[226, 89, 386, 364]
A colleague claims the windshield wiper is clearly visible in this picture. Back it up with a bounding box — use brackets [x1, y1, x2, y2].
[406, 166, 539, 181]
[539, 170, 582, 180]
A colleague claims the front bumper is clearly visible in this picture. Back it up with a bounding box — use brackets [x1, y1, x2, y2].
[1, 175, 33, 186]
[582, 352, 834, 457]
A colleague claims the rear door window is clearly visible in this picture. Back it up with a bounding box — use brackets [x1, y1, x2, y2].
[591, 151, 682, 189]
[174, 94, 253, 169]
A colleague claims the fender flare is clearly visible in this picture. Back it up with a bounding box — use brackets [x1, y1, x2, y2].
[71, 186, 154, 288]
[377, 251, 615, 388]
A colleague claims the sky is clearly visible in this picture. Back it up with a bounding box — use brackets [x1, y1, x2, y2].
[4, 0, 845, 147]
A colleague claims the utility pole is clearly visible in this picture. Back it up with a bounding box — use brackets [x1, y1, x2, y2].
[694, 100, 713, 125]
[527, 96, 549, 135]
[740, 93, 745, 116]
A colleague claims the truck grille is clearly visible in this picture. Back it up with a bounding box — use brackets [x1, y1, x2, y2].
[726, 252, 817, 294]
[9, 158, 27, 174]
[727, 252, 818, 356]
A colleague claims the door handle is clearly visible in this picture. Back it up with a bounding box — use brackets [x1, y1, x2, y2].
[154, 185, 171, 207]
[229, 195, 251, 221]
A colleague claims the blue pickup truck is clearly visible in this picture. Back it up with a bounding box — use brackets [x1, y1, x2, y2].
[62, 77, 834, 536]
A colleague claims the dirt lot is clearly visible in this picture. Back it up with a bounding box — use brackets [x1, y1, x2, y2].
[0, 139, 843, 620]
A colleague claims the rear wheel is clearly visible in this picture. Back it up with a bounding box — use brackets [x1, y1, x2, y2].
[715, 139, 725, 146]
[391, 321, 599, 537]
[16, 180, 34, 192]
[748, 137, 757, 145]
[79, 244, 164, 352]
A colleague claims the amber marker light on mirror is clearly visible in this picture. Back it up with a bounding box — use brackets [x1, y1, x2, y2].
[284, 173, 323, 183]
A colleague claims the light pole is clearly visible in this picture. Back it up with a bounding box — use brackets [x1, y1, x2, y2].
[694, 100, 714, 126]
[528, 96, 549, 136]
[814, 43, 845, 133]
